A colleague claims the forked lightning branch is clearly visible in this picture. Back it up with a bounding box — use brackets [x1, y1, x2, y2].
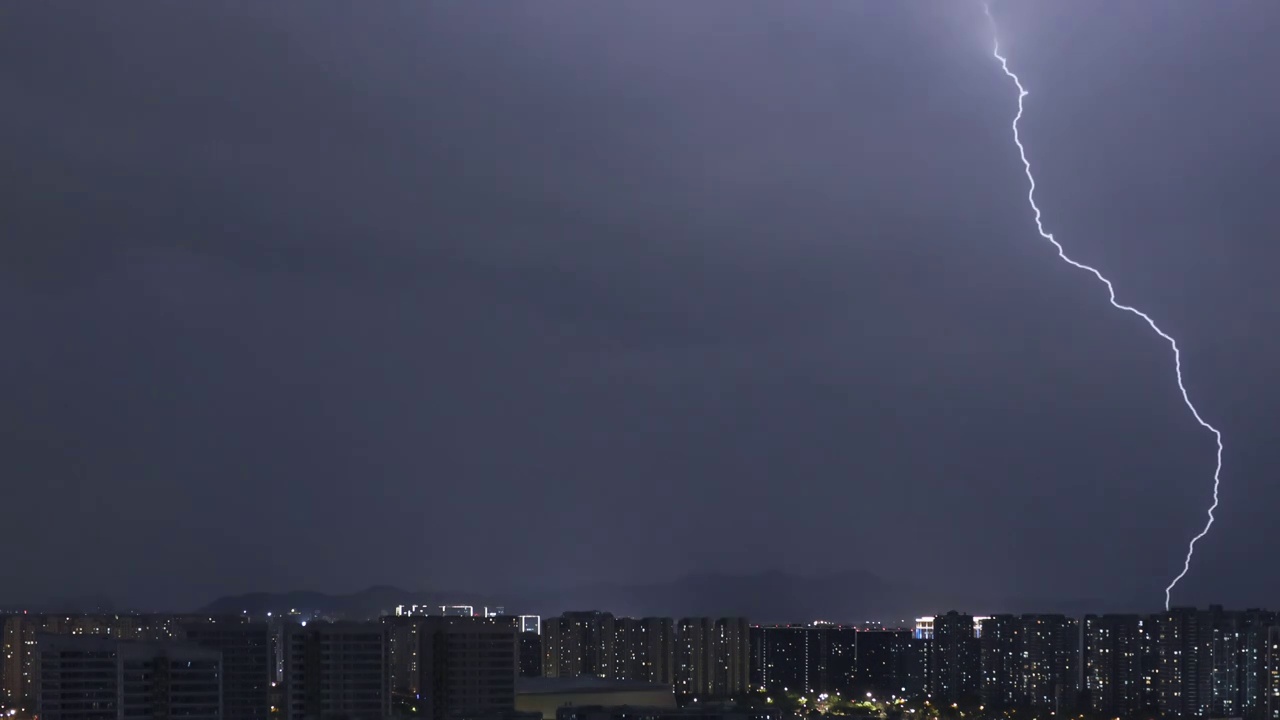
[980, 3, 1224, 610]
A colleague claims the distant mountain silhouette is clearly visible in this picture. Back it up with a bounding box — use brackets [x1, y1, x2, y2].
[199, 571, 1137, 622]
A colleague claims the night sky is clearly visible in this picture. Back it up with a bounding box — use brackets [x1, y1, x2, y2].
[2, 1, 1277, 611]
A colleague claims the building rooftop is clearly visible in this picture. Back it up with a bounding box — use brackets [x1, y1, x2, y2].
[36, 633, 220, 660]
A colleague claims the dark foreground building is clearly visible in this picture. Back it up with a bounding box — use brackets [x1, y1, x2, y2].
[282, 622, 389, 720]
[36, 634, 221, 720]
[750, 625, 924, 699]
[418, 615, 521, 720]
[181, 618, 272, 720]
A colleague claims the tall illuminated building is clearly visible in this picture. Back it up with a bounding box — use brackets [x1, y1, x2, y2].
[978, 615, 1077, 712]
[614, 618, 674, 685]
[382, 614, 423, 696]
[1018, 615, 1078, 712]
[979, 615, 1020, 709]
[520, 631, 542, 677]
[929, 612, 979, 704]
[852, 629, 924, 699]
[712, 618, 751, 697]
[1240, 610, 1279, 719]
[750, 625, 825, 694]
[1267, 626, 1280, 720]
[543, 612, 616, 679]
[676, 618, 712, 696]
[1084, 614, 1146, 718]
[676, 618, 748, 697]
[2, 615, 37, 710]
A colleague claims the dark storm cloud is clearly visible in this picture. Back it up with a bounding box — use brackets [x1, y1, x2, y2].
[1, 1, 1276, 610]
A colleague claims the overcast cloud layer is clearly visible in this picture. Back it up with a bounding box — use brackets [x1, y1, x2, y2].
[2, 1, 1277, 610]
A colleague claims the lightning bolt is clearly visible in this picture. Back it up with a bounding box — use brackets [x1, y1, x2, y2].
[980, 3, 1223, 611]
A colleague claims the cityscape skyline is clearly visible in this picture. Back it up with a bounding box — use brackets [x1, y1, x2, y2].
[5, 0, 1277, 717]
[7, 604, 1280, 720]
